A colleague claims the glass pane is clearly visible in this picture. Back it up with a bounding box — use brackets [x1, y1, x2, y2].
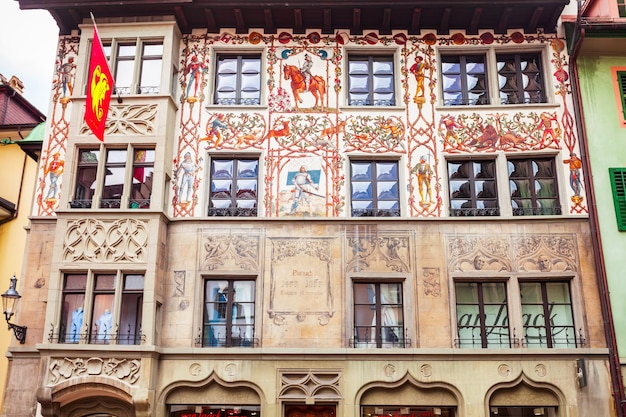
[241, 58, 260, 73]
[213, 160, 234, 178]
[65, 274, 87, 290]
[143, 43, 163, 56]
[348, 60, 369, 74]
[352, 182, 372, 200]
[119, 291, 142, 344]
[61, 294, 85, 343]
[376, 162, 398, 180]
[140, 59, 162, 88]
[237, 180, 257, 199]
[211, 180, 232, 198]
[377, 182, 398, 200]
[546, 282, 571, 303]
[372, 60, 393, 75]
[95, 274, 116, 290]
[484, 304, 508, 326]
[217, 58, 238, 73]
[482, 282, 506, 303]
[349, 74, 369, 92]
[522, 304, 545, 326]
[238, 160, 258, 177]
[115, 61, 134, 88]
[92, 294, 114, 342]
[107, 149, 127, 163]
[118, 45, 136, 57]
[520, 282, 542, 303]
[455, 282, 478, 303]
[124, 274, 144, 290]
[216, 73, 237, 91]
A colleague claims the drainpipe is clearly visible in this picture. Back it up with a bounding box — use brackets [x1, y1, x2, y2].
[568, 7, 626, 417]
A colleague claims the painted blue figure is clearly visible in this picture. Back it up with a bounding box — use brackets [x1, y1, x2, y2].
[289, 165, 317, 214]
[176, 152, 200, 203]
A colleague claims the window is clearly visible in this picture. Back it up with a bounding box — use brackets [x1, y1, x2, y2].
[202, 279, 255, 347]
[520, 281, 578, 348]
[609, 168, 626, 230]
[208, 158, 258, 216]
[361, 406, 455, 417]
[170, 405, 261, 417]
[103, 40, 163, 95]
[214, 54, 261, 105]
[348, 55, 395, 106]
[353, 282, 405, 348]
[616, 71, 626, 121]
[508, 157, 560, 216]
[350, 160, 400, 217]
[448, 159, 498, 216]
[497, 53, 545, 104]
[71, 146, 155, 209]
[619, 0, 626, 17]
[441, 54, 488, 105]
[455, 282, 510, 348]
[58, 273, 144, 344]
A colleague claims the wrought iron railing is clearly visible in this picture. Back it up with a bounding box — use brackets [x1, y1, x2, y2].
[49, 323, 145, 345]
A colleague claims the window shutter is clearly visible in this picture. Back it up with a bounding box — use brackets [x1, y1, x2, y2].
[609, 168, 626, 231]
[618, 72, 626, 119]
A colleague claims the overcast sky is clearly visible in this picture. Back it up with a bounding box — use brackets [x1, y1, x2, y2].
[0, 0, 59, 114]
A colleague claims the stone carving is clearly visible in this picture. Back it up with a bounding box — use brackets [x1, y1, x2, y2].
[346, 230, 411, 273]
[174, 270, 185, 296]
[535, 364, 547, 377]
[420, 364, 433, 377]
[63, 218, 148, 262]
[80, 104, 158, 136]
[513, 235, 578, 272]
[423, 268, 441, 297]
[498, 364, 511, 377]
[49, 357, 140, 384]
[278, 369, 341, 400]
[448, 235, 511, 272]
[200, 232, 260, 271]
[269, 238, 334, 323]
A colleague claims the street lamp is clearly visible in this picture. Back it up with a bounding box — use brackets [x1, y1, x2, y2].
[1, 275, 27, 344]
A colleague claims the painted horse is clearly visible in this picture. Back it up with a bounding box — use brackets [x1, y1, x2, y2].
[283, 64, 326, 111]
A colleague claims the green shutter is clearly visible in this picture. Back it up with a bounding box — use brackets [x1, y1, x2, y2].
[618, 72, 626, 119]
[609, 168, 626, 231]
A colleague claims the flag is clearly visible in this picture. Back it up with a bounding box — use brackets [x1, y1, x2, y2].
[84, 23, 114, 141]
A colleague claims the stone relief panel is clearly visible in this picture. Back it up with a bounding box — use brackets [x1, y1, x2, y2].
[278, 369, 342, 400]
[423, 268, 441, 297]
[199, 229, 261, 272]
[268, 238, 334, 325]
[49, 357, 140, 385]
[79, 104, 158, 136]
[513, 234, 578, 272]
[345, 227, 413, 273]
[63, 218, 148, 263]
[446, 234, 579, 273]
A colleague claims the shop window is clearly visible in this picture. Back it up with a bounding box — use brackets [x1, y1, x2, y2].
[170, 405, 261, 417]
[508, 157, 561, 216]
[353, 282, 406, 348]
[57, 272, 144, 344]
[208, 158, 258, 216]
[441, 54, 489, 105]
[350, 160, 400, 217]
[362, 406, 456, 417]
[202, 279, 255, 347]
[455, 281, 511, 348]
[448, 159, 499, 216]
[490, 407, 557, 416]
[214, 54, 261, 105]
[609, 168, 626, 230]
[103, 40, 163, 95]
[348, 55, 395, 106]
[70, 146, 155, 209]
[520, 281, 579, 348]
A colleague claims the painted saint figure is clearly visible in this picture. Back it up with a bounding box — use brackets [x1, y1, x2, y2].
[45, 152, 65, 200]
[412, 156, 434, 204]
[289, 165, 317, 214]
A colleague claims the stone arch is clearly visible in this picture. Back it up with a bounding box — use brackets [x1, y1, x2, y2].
[37, 376, 135, 417]
[356, 372, 462, 408]
[485, 372, 564, 416]
[159, 371, 266, 416]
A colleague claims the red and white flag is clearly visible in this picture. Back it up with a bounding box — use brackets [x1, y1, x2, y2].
[84, 22, 114, 141]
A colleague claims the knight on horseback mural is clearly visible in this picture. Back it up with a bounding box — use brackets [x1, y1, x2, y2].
[283, 53, 326, 111]
[301, 54, 313, 90]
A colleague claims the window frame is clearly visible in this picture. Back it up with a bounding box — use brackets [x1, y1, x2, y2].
[201, 278, 257, 348]
[207, 156, 259, 217]
[447, 158, 499, 216]
[57, 271, 145, 345]
[496, 51, 546, 105]
[213, 52, 262, 106]
[609, 167, 626, 230]
[70, 144, 155, 210]
[612, 67, 626, 125]
[347, 53, 396, 107]
[349, 158, 401, 217]
[440, 53, 489, 106]
[507, 156, 561, 216]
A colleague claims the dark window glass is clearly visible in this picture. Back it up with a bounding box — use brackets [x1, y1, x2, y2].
[130, 149, 155, 209]
[348, 56, 395, 106]
[351, 161, 400, 217]
[448, 159, 499, 216]
[72, 149, 100, 208]
[203, 280, 255, 347]
[508, 157, 561, 216]
[208, 159, 258, 216]
[497, 53, 545, 104]
[214, 54, 261, 105]
[100, 149, 127, 209]
[441, 54, 488, 105]
[353, 282, 405, 348]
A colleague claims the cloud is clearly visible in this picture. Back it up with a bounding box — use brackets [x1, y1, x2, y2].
[0, 0, 59, 114]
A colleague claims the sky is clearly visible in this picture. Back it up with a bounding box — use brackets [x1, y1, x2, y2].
[0, 0, 60, 114]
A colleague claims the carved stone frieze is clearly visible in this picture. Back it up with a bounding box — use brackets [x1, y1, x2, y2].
[513, 235, 578, 272]
[345, 228, 412, 273]
[278, 369, 342, 400]
[49, 357, 141, 385]
[63, 218, 148, 262]
[199, 230, 260, 271]
[423, 268, 441, 297]
[80, 104, 158, 136]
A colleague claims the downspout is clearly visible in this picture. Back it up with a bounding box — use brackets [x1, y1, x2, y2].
[568, 5, 626, 417]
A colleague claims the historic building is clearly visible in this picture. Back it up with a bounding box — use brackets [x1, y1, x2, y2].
[4, 1, 618, 416]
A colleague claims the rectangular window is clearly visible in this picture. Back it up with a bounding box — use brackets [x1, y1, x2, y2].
[353, 282, 405, 348]
[170, 405, 261, 417]
[441, 54, 488, 105]
[351, 160, 400, 217]
[208, 158, 258, 216]
[202, 279, 256, 347]
[508, 157, 560, 216]
[214, 54, 261, 105]
[348, 55, 395, 106]
[58, 272, 144, 344]
[361, 406, 455, 417]
[497, 52, 545, 104]
[71, 146, 155, 210]
[617, 71, 626, 121]
[619, 0, 626, 17]
[455, 282, 510, 348]
[448, 159, 498, 216]
[103, 39, 163, 95]
[520, 281, 577, 348]
[609, 167, 626, 230]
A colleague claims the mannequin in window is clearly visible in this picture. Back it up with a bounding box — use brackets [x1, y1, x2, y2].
[97, 309, 113, 342]
[70, 307, 84, 343]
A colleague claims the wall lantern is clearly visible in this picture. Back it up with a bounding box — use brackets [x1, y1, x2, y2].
[1, 275, 27, 344]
